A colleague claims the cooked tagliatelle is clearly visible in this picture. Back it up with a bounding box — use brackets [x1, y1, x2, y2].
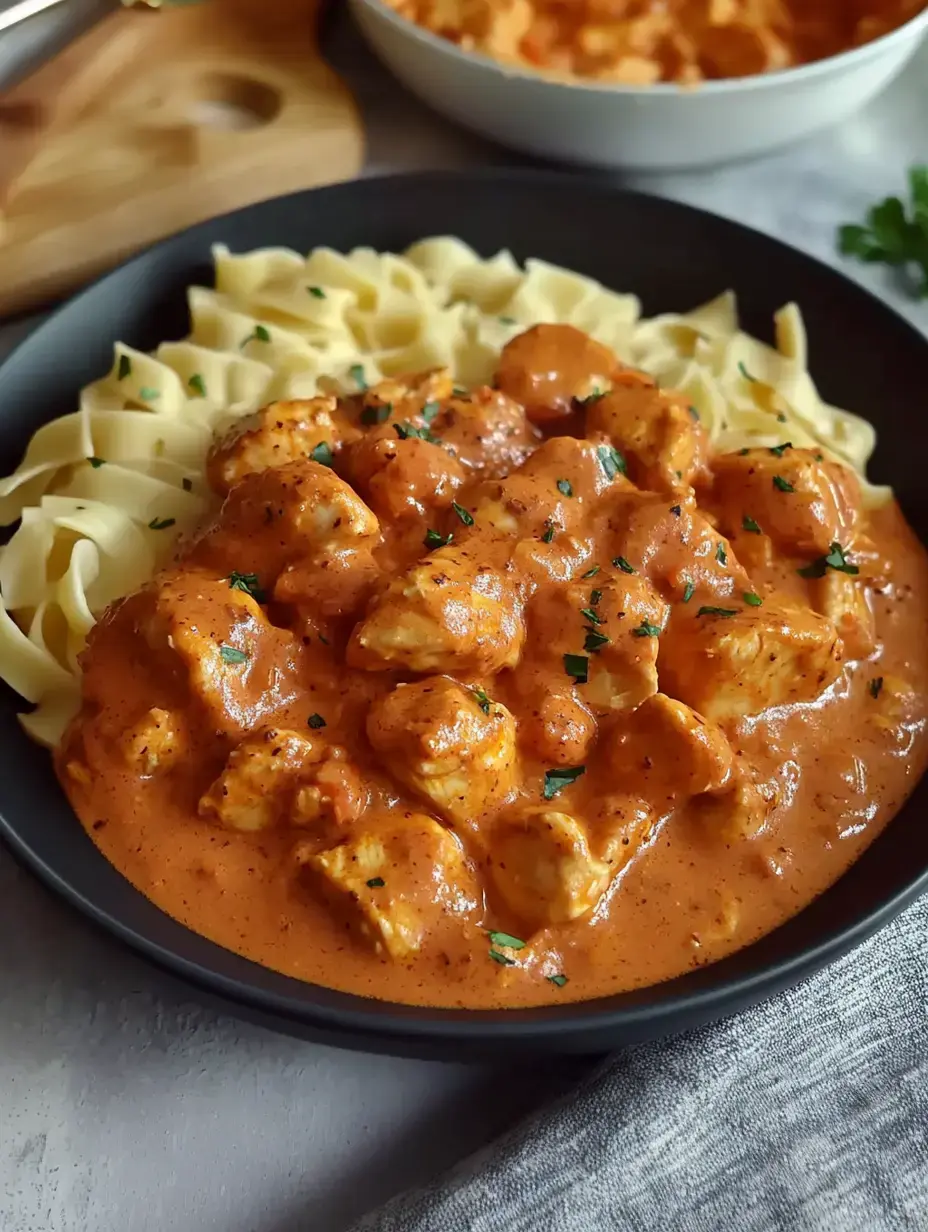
[0, 238, 888, 746]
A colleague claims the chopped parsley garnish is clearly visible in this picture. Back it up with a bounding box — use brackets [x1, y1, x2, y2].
[688, 405, 700, 421]
[744, 592, 763, 607]
[590, 588, 602, 606]
[349, 363, 368, 391]
[738, 361, 757, 382]
[632, 620, 662, 638]
[361, 401, 391, 425]
[547, 973, 569, 988]
[669, 504, 682, 517]
[543, 765, 586, 800]
[452, 501, 474, 526]
[499, 316, 516, 325]
[742, 515, 762, 534]
[582, 565, 600, 578]
[182, 478, 193, 492]
[682, 581, 695, 604]
[424, 528, 453, 550]
[452, 385, 469, 397]
[473, 687, 492, 715]
[598, 444, 627, 481]
[366, 876, 385, 888]
[148, 516, 175, 531]
[739, 447, 750, 456]
[240, 324, 271, 348]
[489, 948, 516, 966]
[88, 456, 105, 468]
[117, 354, 131, 380]
[770, 442, 793, 457]
[584, 628, 609, 653]
[541, 520, 556, 544]
[557, 478, 573, 498]
[772, 475, 795, 492]
[838, 168, 928, 300]
[697, 606, 737, 618]
[869, 677, 884, 699]
[797, 541, 859, 579]
[308, 713, 327, 729]
[716, 542, 727, 565]
[579, 389, 605, 407]
[219, 645, 248, 664]
[188, 373, 207, 398]
[580, 607, 604, 625]
[394, 422, 441, 444]
[308, 286, 326, 299]
[421, 400, 441, 423]
[777, 413, 787, 423]
[310, 441, 334, 467]
[564, 653, 589, 683]
[613, 556, 635, 574]
[139, 386, 159, 401]
[228, 571, 266, 602]
[815, 452, 825, 462]
[487, 930, 525, 950]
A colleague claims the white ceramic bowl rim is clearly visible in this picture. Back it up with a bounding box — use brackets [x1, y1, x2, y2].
[355, 0, 928, 95]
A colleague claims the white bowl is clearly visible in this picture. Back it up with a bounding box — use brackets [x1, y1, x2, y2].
[350, 0, 928, 171]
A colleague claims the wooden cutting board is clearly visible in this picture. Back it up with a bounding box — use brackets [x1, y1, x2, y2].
[0, 0, 364, 317]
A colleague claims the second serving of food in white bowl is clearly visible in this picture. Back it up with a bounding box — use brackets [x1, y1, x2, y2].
[350, 0, 928, 171]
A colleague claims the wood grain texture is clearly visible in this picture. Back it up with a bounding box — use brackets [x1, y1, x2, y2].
[0, 0, 364, 316]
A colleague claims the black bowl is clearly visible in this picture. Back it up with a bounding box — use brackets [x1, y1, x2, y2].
[1, 171, 926, 1059]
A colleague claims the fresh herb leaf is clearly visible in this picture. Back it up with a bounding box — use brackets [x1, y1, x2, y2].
[117, 354, 131, 380]
[489, 948, 516, 966]
[744, 592, 763, 607]
[739, 447, 750, 456]
[308, 286, 326, 299]
[308, 713, 327, 729]
[366, 876, 385, 888]
[584, 628, 610, 653]
[682, 581, 695, 604]
[697, 606, 738, 618]
[424, 528, 453, 550]
[228, 571, 266, 602]
[139, 386, 159, 401]
[742, 515, 762, 534]
[798, 541, 859, 579]
[187, 373, 207, 398]
[598, 444, 627, 481]
[547, 973, 569, 988]
[310, 441, 334, 467]
[349, 363, 368, 391]
[473, 687, 492, 715]
[716, 542, 727, 565]
[499, 316, 517, 325]
[581, 565, 600, 578]
[590, 590, 603, 608]
[772, 475, 795, 492]
[564, 653, 589, 683]
[838, 168, 928, 299]
[452, 385, 469, 397]
[769, 442, 793, 457]
[613, 556, 635, 574]
[632, 620, 662, 638]
[421, 400, 441, 423]
[88, 456, 105, 468]
[738, 361, 757, 383]
[487, 930, 526, 950]
[580, 607, 604, 625]
[148, 516, 175, 531]
[361, 401, 391, 425]
[669, 505, 682, 517]
[541, 519, 556, 544]
[452, 501, 474, 526]
[557, 478, 573, 498]
[240, 324, 271, 348]
[688, 405, 700, 421]
[869, 676, 884, 699]
[777, 413, 787, 423]
[543, 765, 586, 800]
[219, 645, 248, 664]
[394, 422, 441, 444]
[182, 478, 193, 492]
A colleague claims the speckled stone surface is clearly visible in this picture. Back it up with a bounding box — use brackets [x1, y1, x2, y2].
[0, 12, 926, 1232]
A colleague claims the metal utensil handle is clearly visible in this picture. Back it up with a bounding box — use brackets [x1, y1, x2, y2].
[0, 0, 118, 93]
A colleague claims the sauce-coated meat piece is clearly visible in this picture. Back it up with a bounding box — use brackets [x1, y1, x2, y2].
[495, 323, 622, 422]
[346, 434, 466, 521]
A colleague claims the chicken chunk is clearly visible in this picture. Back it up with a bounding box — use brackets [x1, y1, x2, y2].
[809, 570, 876, 660]
[435, 386, 539, 476]
[607, 694, 735, 797]
[198, 726, 366, 831]
[207, 396, 358, 495]
[660, 596, 843, 722]
[585, 372, 708, 493]
[528, 574, 668, 714]
[272, 544, 382, 619]
[119, 707, 183, 775]
[142, 571, 303, 737]
[348, 546, 524, 675]
[346, 434, 466, 521]
[711, 447, 862, 558]
[301, 813, 478, 959]
[508, 674, 597, 765]
[356, 369, 454, 427]
[495, 324, 622, 423]
[690, 777, 772, 842]
[367, 676, 519, 826]
[186, 460, 379, 582]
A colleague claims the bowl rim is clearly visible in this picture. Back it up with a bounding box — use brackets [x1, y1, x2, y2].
[350, 0, 928, 96]
[2, 167, 928, 1052]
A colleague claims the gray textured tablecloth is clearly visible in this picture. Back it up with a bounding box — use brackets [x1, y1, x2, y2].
[356, 895, 928, 1230]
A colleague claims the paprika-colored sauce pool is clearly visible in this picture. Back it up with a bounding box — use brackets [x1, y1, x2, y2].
[57, 324, 928, 1009]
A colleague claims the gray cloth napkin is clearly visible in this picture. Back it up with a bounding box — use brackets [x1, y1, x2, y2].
[353, 894, 928, 1231]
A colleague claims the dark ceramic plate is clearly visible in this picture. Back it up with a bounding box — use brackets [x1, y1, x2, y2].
[1, 171, 926, 1059]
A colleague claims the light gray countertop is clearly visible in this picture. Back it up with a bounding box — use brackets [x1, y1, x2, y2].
[1, 12, 926, 1232]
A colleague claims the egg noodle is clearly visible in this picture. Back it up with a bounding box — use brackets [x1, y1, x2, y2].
[0, 236, 886, 747]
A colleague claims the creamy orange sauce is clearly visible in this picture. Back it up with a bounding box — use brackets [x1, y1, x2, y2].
[57, 325, 928, 1009]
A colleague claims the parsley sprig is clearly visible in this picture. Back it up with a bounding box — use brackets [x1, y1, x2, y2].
[838, 167, 928, 299]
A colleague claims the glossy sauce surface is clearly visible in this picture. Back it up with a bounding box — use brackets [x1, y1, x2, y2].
[58, 326, 928, 1009]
